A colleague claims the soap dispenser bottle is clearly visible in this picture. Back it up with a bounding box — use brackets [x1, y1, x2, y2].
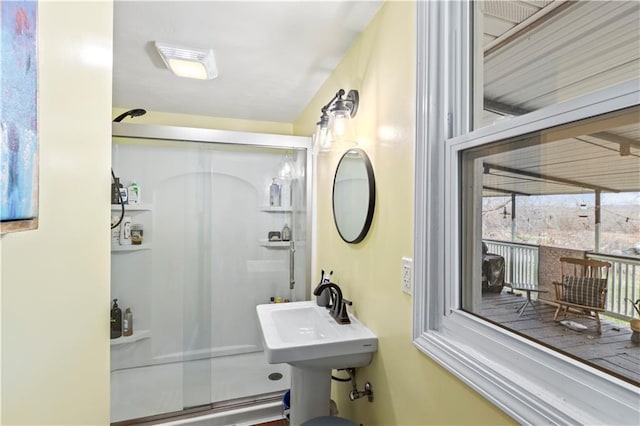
[110, 299, 122, 339]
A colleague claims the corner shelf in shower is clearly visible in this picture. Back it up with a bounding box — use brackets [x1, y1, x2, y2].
[110, 329, 151, 346]
[259, 240, 292, 248]
[259, 206, 293, 212]
[111, 203, 153, 211]
[111, 244, 153, 252]
[111, 204, 152, 250]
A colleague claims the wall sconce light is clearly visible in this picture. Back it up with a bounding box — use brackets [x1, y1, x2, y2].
[313, 89, 359, 153]
[155, 41, 218, 80]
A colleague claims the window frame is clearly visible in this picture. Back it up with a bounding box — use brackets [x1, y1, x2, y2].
[413, 1, 640, 424]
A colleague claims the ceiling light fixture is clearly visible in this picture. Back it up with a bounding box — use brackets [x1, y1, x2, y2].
[154, 41, 218, 80]
[313, 89, 359, 153]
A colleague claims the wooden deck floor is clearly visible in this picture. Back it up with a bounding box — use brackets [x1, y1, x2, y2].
[479, 291, 640, 385]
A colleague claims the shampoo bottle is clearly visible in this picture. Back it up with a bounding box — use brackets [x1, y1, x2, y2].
[111, 299, 122, 339]
[269, 178, 281, 207]
[123, 307, 133, 336]
[119, 216, 132, 245]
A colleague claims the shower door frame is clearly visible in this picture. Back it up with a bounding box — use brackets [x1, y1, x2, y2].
[111, 122, 313, 422]
[112, 121, 313, 302]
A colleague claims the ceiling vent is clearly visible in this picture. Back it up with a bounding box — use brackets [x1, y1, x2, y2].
[154, 41, 218, 80]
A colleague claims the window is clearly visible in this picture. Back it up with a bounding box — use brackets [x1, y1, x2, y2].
[461, 107, 640, 383]
[413, 1, 639, 424]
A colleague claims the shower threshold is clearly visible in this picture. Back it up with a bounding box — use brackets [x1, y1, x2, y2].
[111, 392, 286, 426]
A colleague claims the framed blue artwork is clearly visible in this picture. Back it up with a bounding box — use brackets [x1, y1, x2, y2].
[1, 0, 38, 233]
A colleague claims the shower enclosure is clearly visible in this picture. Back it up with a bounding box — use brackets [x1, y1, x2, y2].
[110, 123, 311, 423]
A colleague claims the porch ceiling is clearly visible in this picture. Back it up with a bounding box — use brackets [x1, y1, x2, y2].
[480, 1, 640, 198]
[483, 1, 639, 115]
[482, 121, 640, 197]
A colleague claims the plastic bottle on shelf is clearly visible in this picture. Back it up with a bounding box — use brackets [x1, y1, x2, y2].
[119, 216, 132, 245]
[111, 215, 121, 245]
[269, 178, 281, 207]
[119, 187, 128, 204]
[111, 178, 122, 205]
[128, 181, 140, 205]
[123, 308, 133, 336]
[111, 299, 122, 339]
[281, 224, 291, 241]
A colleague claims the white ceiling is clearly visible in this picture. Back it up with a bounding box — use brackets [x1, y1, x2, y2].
[113, 1, 639, 196]
[112, 0, 383, 123]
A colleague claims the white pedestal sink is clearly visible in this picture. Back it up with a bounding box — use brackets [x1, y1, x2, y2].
[256, 301, 378, 426]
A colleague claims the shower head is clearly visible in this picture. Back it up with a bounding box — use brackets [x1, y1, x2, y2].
[113, 108, 147, 122]
[111, 108, 147, 230]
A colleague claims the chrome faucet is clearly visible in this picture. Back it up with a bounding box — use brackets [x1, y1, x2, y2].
[313, 282, 351, 324]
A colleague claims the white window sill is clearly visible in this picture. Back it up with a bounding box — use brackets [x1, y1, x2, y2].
[414, 311, 640, 425]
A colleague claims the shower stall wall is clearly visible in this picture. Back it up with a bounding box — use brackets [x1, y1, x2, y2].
[110, 124, 311, 423]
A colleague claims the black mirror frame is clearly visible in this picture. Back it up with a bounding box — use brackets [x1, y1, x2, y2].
[332, 148, 376, 244]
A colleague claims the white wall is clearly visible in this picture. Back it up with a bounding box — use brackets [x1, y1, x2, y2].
[1, 2, 113, 424]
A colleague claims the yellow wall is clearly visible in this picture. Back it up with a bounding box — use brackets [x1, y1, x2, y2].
[1, 1, 112, 424]
[0, 1, 514, 425]
[294, 2, 513, 425]
[112, 107, 293, 135]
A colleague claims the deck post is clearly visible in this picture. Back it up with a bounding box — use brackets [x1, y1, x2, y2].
[595, 190, 601, 253]
[510, 193, 516, 284]
[511, 193, 516, 241]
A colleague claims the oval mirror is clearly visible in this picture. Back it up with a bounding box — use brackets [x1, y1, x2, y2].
[332, 148, 376, 243]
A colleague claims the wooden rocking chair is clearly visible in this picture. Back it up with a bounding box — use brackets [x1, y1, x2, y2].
[553, 257, 611, 333]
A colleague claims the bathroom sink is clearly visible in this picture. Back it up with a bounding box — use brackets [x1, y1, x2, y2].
[257, 301, 378, 424]
[256, 301, 378, 368]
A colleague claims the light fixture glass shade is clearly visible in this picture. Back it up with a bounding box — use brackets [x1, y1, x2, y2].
[155, 42, 218, 80]
[322, 108, 357, 152]
[312, 123, 329, 155]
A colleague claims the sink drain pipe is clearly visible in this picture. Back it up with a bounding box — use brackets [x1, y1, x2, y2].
[332, 368, 374, 403]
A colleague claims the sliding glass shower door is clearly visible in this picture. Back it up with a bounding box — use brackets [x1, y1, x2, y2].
[110, 127, 310, 422]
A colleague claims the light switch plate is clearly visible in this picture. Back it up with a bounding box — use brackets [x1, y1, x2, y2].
[401, 257, 413, 295]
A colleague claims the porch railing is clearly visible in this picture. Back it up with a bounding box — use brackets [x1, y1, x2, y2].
[587, 253, 640, 320]
[484, 239, 539, 287]
[483, 240, 640, 321]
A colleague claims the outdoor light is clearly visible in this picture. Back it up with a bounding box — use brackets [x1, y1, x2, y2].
[578, 200, 589, 218]
[154, 41, 218, 80]
[314, 89, 359, 153]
